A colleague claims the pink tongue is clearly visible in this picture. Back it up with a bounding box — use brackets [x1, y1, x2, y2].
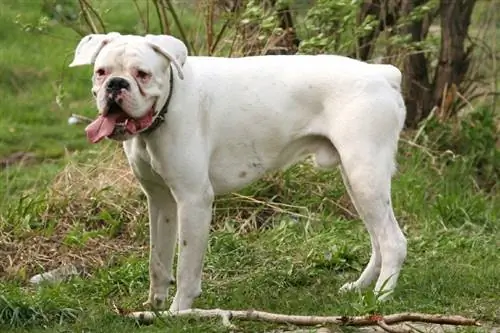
[84, 111, 154, 144]
[85, 114, 120, 144]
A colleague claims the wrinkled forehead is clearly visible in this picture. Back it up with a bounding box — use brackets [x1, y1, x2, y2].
[94, 36, 164, 71]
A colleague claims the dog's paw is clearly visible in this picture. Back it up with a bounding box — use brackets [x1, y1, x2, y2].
[339, 281, 359, 293]
[168, 303, 180, 314]
[168, 295, 187, 313]
[143, 293, 167, 310]
[169, 290, 201, 313]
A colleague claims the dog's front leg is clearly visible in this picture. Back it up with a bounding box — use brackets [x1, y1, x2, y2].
[140, 182, 178, 309]
[169, 189, 214, 312]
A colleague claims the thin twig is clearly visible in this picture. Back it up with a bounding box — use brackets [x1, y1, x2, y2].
[454, 90, 475, 114]
[124, 308, 480, 330]
[399, 139, 438, 165]
[328, 198, 357, 218]
[52, 10, 87, 37]
[466, 91, 500, 103]
[229, 193, 313, 221]
[145, 0, 150, 33]
[491, 4, 498, 116]
[204, 0, 215, 55]
[226, 28, 239, 57]
[70, 114, 93, 124]
[438, 82, 449, 121]
[165, 0, 197, 55]
[132, 0, 148, 33]
[78, 0, 99, 34]
[83, 0, 106, 32]
[153, 0, 169, 35]
[412, 106, 437, 143]
[210, 8, 241, 55]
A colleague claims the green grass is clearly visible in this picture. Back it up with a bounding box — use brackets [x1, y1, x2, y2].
[1, 202, 499, 332]
[0, 1, 94, 159]
[0, 1, 499, 333]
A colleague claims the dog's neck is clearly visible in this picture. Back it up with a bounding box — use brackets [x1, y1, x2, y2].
[141, 65, 175, 135]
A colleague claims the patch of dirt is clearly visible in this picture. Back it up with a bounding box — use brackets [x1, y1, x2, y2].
[0, 145, 147, 280]
[0, 229, 146, 281]
[336, 192, 358, 220]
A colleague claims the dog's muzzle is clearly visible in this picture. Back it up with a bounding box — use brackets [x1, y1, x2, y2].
[106, 77, 130, 94]
[105, 77, 130, 105]
[85, 76, 154, 143]
[84, 66, 174, 144]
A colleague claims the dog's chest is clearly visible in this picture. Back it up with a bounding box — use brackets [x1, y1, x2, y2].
[123, 138, 165, 183]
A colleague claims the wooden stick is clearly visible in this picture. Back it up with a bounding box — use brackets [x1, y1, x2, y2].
[70, 114, 93, 124]
[124, 308, 480, 330]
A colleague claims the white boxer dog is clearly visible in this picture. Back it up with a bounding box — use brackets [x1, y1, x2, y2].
[69, 32, 407, 312]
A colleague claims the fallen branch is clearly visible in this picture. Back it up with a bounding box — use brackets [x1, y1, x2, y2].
[123, 308, 480, 331]
[68, 113, 93, 125]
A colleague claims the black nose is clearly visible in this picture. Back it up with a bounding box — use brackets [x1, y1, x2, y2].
[106, 77, 130, 93]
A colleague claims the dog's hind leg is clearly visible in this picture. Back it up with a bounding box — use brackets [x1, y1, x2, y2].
[338, 164, 382, 292]
[334, 142, 406, 300]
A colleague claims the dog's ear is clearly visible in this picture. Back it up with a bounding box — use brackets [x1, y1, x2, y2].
[144, 35, 187, 80]
[69, 32, 121, 67]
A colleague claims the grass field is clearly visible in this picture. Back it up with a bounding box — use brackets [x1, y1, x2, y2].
[0, 1, 499, 332]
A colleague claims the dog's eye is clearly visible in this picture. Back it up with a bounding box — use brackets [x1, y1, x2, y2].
[136, 70, 150, 79]
[95, 68, 106, 77]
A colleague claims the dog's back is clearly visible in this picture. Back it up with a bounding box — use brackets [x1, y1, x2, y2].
[178, 55, 405, 195]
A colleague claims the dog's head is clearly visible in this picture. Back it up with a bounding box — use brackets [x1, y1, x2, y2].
[69, 33, 187, 143]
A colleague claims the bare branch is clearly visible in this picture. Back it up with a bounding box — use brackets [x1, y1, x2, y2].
[490, 1, 498, 115]
[132, 0, 149, 33]
[79, 0, 106, 33]
[153, 0, 170, 34]
[165, 0, 197, 55]
[145, 0, 150, 33]
[210, 16, 233, 54]
[203, 0, 215, 55]
[124, 308, 480, 331]
[78, 0, 99, 34]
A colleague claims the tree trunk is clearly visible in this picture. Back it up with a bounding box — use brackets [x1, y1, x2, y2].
[227, 0, 478, 127]
[266, 0, 300, 55]
[400, 0, 432, 127]
[356, 0, 399, 61]
[355, 0, 477, 127]
[233, 0, 299, 56]
[402, 0, 477, 127]
[432, 0, 476, 120]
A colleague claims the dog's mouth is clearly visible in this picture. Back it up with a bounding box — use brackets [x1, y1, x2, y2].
[85, 103, 155, 143]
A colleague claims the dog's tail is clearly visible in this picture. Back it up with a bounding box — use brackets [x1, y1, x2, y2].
[371, 64, 406, 131]
[372, 64, 403, 92]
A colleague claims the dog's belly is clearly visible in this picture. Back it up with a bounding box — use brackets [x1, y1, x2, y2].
[208, 135, 339, 195]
